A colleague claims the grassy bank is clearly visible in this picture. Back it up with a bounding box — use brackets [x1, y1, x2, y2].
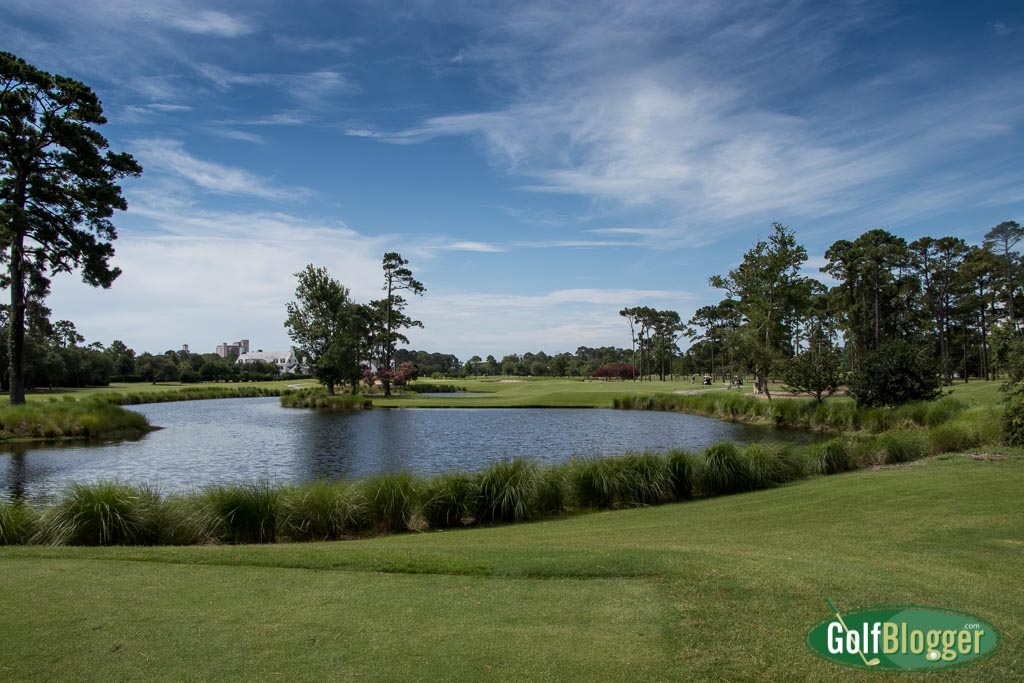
[0, 400, 153, 443]
[280, 388, 373, 411]
[613, 391, 1005, 436]
[1, 414, 1004, 545]
[0, 453, 1020, 680]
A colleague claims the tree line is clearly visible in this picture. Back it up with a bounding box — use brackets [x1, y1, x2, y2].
[685, 222, 1023, 406]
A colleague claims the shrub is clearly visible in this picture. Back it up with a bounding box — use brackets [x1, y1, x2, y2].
[1004, 395, 1024, 446]
[696, 442, 755, 496]
[280, 481, 370, 540]
[877, 430, 929, 464]
[420, 473, 476, 529]
[743, 442, 804, 488]
[0, 501, 38, 545]
[198, 481, 281, 544]
[42, 481, 162, 546]
[361, 473, 418, 532]
[474, 458, 539, 523]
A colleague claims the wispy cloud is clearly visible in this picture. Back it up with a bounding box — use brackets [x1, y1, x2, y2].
[194, 63, 357, 104]
[165, 9, 255, 37]
[132, 138, 310, 200]
[352, 0, 1024, 240]
[436, 241, 506, 253]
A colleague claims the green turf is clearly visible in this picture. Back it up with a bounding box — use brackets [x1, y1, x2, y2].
[2, 453, 1020, 681]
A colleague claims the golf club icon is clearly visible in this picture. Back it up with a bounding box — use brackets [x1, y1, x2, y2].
[826, 597, 880, 667]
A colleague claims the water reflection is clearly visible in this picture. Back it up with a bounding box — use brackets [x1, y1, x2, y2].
[1, 397, 820, 500]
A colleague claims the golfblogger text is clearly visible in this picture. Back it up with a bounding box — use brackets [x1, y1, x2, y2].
[827, 621, 986, 662]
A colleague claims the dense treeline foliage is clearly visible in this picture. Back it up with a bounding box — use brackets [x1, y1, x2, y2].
[685, 221, 1023, 406]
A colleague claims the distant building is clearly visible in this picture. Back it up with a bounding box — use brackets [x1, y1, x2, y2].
[236, 350, 300, 374]
[181, 344, 190, 353]
[216, 339, 249, 358]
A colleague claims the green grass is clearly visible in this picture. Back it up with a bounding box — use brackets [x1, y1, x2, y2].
[0, 453, 1020, 681]
[280, 388, 373, 410]
[0, 399, 153, 442]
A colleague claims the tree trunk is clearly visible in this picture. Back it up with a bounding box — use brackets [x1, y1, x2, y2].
[8, 232, 27, 405]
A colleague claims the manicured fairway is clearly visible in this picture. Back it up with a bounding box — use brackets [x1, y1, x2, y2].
[2, 452, 1021, 681]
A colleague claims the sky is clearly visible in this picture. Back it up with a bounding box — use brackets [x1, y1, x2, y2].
[2, 0, 1023, 359]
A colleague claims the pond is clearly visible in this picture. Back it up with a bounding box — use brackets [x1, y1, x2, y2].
[0, 397, 820, 500]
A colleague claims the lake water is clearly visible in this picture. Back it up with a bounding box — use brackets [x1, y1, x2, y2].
[0, 397, 818, 500]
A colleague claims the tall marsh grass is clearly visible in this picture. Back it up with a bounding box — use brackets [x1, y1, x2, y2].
[613, 392, 970, 434]
[0, 400, 152, 442]
[6, 394, 1004, 547]
[41, 481, 162, 546]
[197, 481, 281, 544]
[474, 458, 539, 523]
[280, 388, 372, 411]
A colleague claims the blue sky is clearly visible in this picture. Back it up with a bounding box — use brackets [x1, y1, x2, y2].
[2, 0, 1023, 358]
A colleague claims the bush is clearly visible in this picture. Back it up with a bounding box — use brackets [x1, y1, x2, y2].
[743, 442, 804, 488]
[475, 458, 539, 523]
[361, 473, 418, 532]
[1004, 395, 1024, 446]
[198, 481, 281, 544]
[848, 341, 942, 408]
[41, 481, 162, 546]
[0, 501, 38, 545]
[280, 481, 369, 540]
[696, 442, 755, 496]
[420, 473, 476, 529]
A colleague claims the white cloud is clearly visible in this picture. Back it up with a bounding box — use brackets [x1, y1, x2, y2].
[166, 10, 255, 38]
[438, 241, 506, 253]
[47, 203, 388, 354]
[132, 138, 310, 200]
[407, 288, 691, 356]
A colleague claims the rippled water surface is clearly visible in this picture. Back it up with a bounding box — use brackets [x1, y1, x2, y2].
[1, 397, 817, 499]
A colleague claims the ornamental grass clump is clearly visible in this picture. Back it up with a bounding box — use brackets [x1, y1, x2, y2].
[620, 452, 674, 506]
[361, 473, 418, 532]
[569, 457, 629, 509]
[420, 472, 476, 529]
[474, 458, 539, 523]
[877, 430, 930, 464]
[666, 449, 697, 499]
[743, 442, 804, 488]
[198, 481, 281, 544]
[804, 438, 855, 475]
[532, 464, 572, 516]
[928, 421, 982, 455]
[280, 481, 370, 540]
[0, 500, 38, 545]
[41, 481, 162, 546]
[696, 442, 756, 496]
